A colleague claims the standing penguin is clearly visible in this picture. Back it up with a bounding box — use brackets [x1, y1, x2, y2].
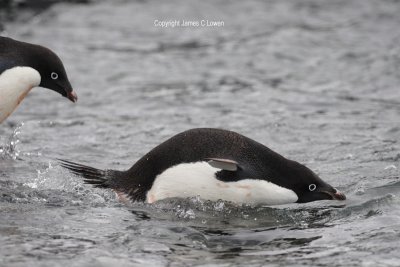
[0, 36, 77, 123]
[60, 128, 346, 206]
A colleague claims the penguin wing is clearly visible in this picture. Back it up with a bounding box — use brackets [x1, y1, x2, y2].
[206, 158, 239, 171]
[205, 158, 257, 182]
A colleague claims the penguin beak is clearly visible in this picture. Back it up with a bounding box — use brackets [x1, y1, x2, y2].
[67, 90, 78, 103]
[323, 188, 346, 201]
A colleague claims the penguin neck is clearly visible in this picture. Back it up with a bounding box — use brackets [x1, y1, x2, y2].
[0, 66, 41, 123]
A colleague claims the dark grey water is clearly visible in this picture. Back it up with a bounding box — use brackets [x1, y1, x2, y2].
[1, 0, 400, 266]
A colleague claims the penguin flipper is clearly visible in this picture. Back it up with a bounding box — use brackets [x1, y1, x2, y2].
[206, 159, 255, 182]
[206, 158, 239, 171]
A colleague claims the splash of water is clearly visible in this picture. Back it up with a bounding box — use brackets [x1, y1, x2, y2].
[24, 161, 54, 189]
[0, 122, 24, 159]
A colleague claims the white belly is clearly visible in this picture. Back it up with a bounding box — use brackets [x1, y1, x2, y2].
[0, 67, 41, 123]
[146, 162, 298, 206]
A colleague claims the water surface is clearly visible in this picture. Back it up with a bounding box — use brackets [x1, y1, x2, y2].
[1, 0, 400, 266]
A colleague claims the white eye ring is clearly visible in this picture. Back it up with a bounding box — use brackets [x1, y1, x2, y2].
[309, 184, 317, 191]
[51, 72, 58, 80]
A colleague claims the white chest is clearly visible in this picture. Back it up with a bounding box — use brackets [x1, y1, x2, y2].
[0, 66, 41, 123]
[146, 162, 298, 206]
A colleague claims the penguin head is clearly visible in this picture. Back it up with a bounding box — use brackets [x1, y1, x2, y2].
[285, 161, 346, 203]
[28, 45, 77, 103]
[4, 37, 79, 103]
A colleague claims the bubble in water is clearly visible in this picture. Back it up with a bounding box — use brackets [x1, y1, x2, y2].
[356, 188, 365, 196]
[176, 208, 196, 219]
[213, 200, 225, 211]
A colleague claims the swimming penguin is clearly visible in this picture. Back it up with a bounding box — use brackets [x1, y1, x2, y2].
[0, 36, 77, 123]
[60, 128, 346, 206]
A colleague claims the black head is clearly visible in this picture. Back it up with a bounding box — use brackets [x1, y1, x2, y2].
[7, 37, 78, 102]
[35, 46, 77, 102]
[282, 160, 346, 203]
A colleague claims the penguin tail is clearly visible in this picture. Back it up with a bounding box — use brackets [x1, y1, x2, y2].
[58, 159, 146, 203]
[58, 159, 112, 188]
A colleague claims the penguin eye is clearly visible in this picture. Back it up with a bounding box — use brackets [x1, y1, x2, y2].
[51, 72, 58, 80]
[309, 184, 317, 192]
